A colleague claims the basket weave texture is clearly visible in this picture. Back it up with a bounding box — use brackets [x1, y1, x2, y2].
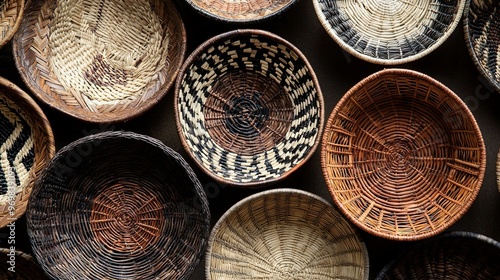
[13, 0, 186, 123]
[313, 0, 465, 65]
[0, 77, 54, 228]
[0, 248, 49, 279]
[321, 69, 486, 241]
[27, 131, 210, 280]
[206, 188, 369, 280]
[0, 0, 24, 49]
[175, 29, 324, 187]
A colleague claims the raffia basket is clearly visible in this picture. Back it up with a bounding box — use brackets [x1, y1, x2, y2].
[13, 0, 186, 123]
[175, 29, 324, 187]
[206, 188, 369, 280]
[0, 77, 54, 228]
[27, 131, 210, 279]
[321, 69, 486, 241]
[312, 0, 465, 65]
[375, 232, 500, 279]
[0, 248, 49, 279]
[464, 0, 500, 93]
[0, 0, 24, 49]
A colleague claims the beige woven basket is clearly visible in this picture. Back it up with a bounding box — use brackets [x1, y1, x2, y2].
[0, 0, 24, 49]
[13, 0, 186, 123]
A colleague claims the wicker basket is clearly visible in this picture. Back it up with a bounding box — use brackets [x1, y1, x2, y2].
[27, 131, 210, 279]
[313, 0, 465, 65]
[321, 69, 486, 241]
[375, 231, 500, 279]
[0, 77, 54, 228]
[175, 29, 324, 187]
[0, 0, 24, 49]
[206, 188, 369, 280]
[13, 0, 186, 123]
[464, 0, 500, 93]
[0, 248, 49, 279]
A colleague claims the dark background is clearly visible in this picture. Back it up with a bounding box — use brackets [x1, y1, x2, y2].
[1, 0, 500, 279]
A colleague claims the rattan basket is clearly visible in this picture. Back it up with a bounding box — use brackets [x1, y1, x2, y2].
[0, 0, 24, 49]
[0, 248, 49, 279]
[27, 131, 210, 279]
[0, 77, 54, 228]
[206, 188, 369, 279]
[375, 231, 500, 279]
[464, 0, 500, 93]
[13, 0, 186, 123]
[175, 29, 324, 187]
[313, 0, 465, 65]
[321, 69, 486, 241]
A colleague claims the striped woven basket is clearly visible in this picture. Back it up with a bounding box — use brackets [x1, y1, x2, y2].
[0, 248, 49, 279]
[321, 69, 486, 241]
[464, 0, 500, 93]
[27, 131, 210, 279]
[0, 0, 24, 49]
[13, 0, 186, 123]
[175, 29, 324, 187]
[0, 77, 54, 228]
[206, 188, 369, 280]
[313, 0, 465, 65]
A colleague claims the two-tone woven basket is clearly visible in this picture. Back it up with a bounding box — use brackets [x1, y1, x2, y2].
[27, 131, 210, 279]
[313, 0, 466, 64]
[0, 248, 49, 279]
[175, 29, 324, 187]
[13, 0, 186, 122]
[206, 188, 369, 279]
[321, 69, 486, 241]
[0, 0, 24, 49]
[0, 77, 54, 228]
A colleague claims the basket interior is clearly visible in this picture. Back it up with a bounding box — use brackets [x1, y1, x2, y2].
[0, 0, 23, 48]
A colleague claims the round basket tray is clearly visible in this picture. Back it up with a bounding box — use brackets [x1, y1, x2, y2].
[0, 0, 24, 49]
[206, 188, 369, 280]
[0, 248, 49, 279]
[321, 69, 486, 241]
[175, 29, 324, 187]
[313, 0, 465, 65]
[464, 0, 500, 93]
[26, 131, 210, 279]
[13, 0, 186, 123]
[375, 231, 500, 279]
[0, 77, 54, 228]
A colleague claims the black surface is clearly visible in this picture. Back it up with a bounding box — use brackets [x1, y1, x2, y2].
[1, 0, 500, 279]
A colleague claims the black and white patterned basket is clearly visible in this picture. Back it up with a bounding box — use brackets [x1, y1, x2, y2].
[175, 29, 324, 187]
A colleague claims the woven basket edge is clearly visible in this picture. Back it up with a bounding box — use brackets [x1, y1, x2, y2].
[0, 0, 25, 49]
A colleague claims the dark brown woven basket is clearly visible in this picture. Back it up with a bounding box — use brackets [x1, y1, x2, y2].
[0, 76, 54, 228]
[13, 0, 186, 123]
[27, 131, 210, 279]
[321, 69, 486, 241]
[375, 231, 500, 279]
[0, 0, 24, 49]
[0, 248, 49, 279]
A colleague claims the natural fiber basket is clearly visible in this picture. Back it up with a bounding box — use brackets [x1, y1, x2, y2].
[464, 0, 500, 93]
[27, 131, 210, 279]
[13, 0, 186, 123]
[375, 231, 500, 279]
[321, 69, 486, 241]
[206, 188, 369, 280]
[0, 77, 54, 228]
[313, 0, 465, 65]
[0, 0, 24, 49]
[0, 248, 49, 279]
[175, 29, 324, 187]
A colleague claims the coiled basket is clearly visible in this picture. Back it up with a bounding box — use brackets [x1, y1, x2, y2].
[0, 0, 24, 49]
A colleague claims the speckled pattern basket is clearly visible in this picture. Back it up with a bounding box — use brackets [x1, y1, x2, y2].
[206, 188, 369, 280]
[175, 29, 324, 187]
[313, 0, 465, 65]
[0, 248, 49, 279]
[321, 69, 486, 241]
[0, 0, 24, 49]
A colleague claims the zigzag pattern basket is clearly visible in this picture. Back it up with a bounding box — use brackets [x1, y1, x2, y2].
[0, 248, 49, 279]
[0, 0, 24, 49]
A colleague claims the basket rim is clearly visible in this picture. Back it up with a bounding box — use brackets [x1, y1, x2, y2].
[174, 29, 325, 188]
[204, 188, 370, 280]
[312, 0, 466, 65]
[320, 68, 487, 241]
[0, 0, 25, 49]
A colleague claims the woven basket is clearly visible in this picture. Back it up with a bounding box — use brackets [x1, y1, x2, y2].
[375, 231, 500, 279]
[206, 188, 369, 279]
[0, 248, 49, 279]
[13, 0, 186, 123]
[313, 0, 465, 65]
[0, 0, 24, 49]
[27, 131, 210, 279]
[0, 77, 54, 228]
[464, 0, 500, 93]
[175, 29, 324, 187]
[321, 69, 486, 241]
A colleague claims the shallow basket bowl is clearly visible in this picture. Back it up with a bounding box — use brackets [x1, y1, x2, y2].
[175, 29, 324, 187]
[0, 0, 24, 49]
[27, 131, 210, 280]
[0, 248, 49, 279]
[321, 69, 486, 241]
